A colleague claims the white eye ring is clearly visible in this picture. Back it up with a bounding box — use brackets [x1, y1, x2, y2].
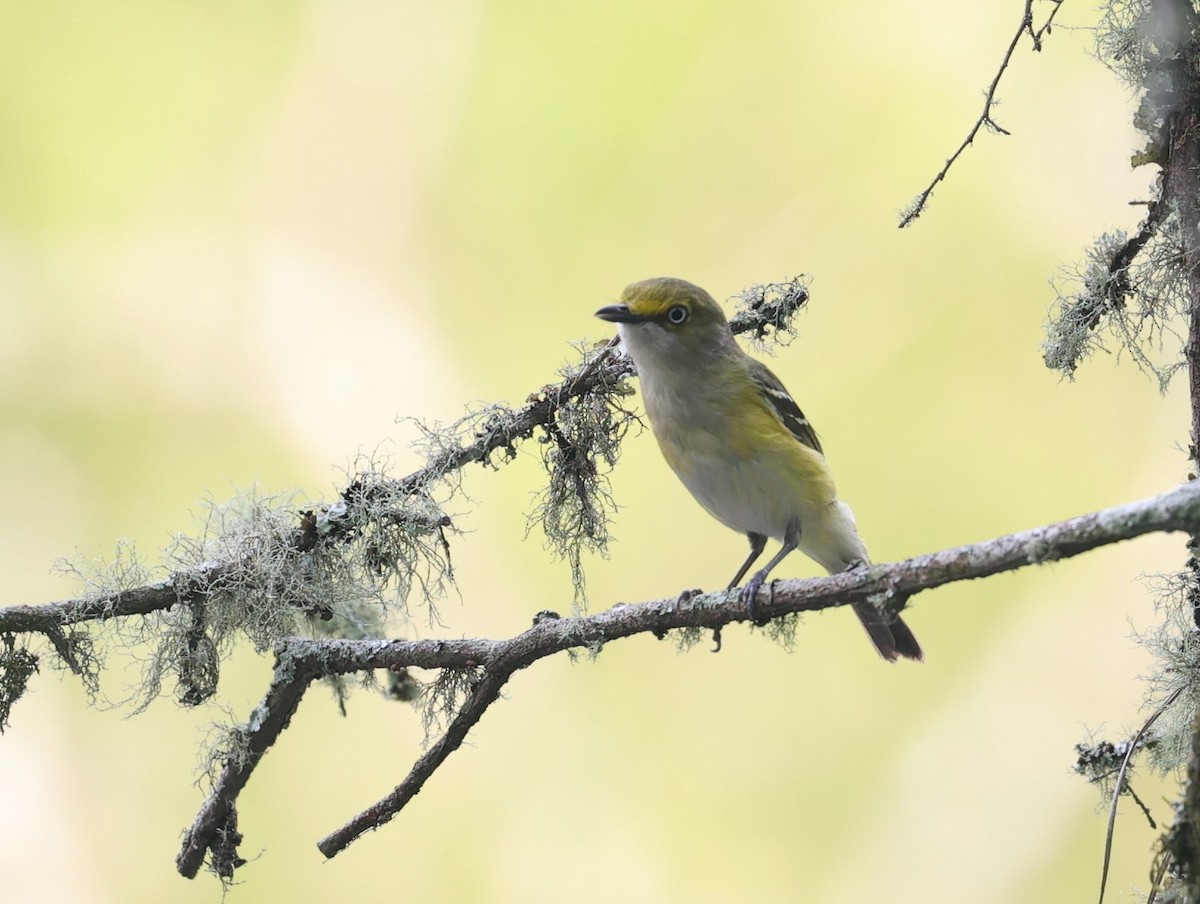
[667, 305, 689, 325]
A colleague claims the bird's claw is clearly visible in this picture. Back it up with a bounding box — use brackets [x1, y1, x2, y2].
[738, 576, 772, 627]
[655, 587, 703, 640]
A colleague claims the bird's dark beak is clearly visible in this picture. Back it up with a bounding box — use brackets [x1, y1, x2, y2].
[595, 303, 646, 323]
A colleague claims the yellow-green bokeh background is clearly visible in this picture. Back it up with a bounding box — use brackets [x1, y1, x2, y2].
[0, 2, 1185, 902]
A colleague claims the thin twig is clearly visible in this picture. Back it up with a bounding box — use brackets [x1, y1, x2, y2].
[1097, 685, 1183, 904]
[1147, 848, 1171, 903]
[316, 664, 511, 858]
[899, 0, 1063, 228]
[1030, 0, 1064, 47]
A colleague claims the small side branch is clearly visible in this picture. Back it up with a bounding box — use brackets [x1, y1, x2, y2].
[316, 664, 510, 858]
[1108, 198, 1169, 305]
[176, 653, 321, 879]
[899, 0, 1063, 227]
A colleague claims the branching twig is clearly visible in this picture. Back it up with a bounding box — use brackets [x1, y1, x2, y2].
[1096, 685, 1183, 904]
[176, 479, 1200, 877]
[899, 0, 1063, 228]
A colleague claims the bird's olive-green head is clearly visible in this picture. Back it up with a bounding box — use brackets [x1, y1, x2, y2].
[595, 277, 728, 334]
[595, 277, 738, 380]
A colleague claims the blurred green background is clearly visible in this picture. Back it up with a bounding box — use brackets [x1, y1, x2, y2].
[0, 2, 1186, 902]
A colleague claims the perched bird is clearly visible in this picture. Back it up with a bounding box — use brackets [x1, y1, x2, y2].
[595, 277, 921, 662]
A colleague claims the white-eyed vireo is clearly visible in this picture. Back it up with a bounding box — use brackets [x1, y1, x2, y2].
[596, 277, 922, 662]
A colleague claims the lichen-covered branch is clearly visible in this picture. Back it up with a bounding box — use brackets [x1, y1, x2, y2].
[0, 281, 806, 638]
[0, 569, 216, 633]
[1041, 197, 1179, 383]
[0, 279, 812, 725]
[176, 479, 1200, 878]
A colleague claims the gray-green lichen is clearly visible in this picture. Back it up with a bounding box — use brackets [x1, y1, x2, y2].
[530, 343, 638, 612]
[420, 665, 482, 743]
[59, 468, 454, 711]
[1043, 221, 1188, 391]
[733, 276, 811, 353]
[1044, 0, 1193, 390]
[0, 636, 38, 732]
[1132, 570, 1200, 775]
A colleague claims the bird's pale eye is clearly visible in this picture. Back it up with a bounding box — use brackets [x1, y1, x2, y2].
[667, 304, 689, 325]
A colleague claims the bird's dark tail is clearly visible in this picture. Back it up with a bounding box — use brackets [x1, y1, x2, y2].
[852, 601, 923, 663]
